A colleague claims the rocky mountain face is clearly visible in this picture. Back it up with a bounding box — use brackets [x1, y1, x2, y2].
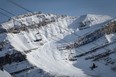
[0, 12, 116, 77]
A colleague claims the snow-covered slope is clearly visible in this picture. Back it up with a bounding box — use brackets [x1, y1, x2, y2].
[0, 70, 12, 77]
[69, 14, 112, 31]
[0, 12, 116, 77]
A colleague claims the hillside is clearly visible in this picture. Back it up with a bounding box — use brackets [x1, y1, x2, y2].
[0, 12, 116, 77]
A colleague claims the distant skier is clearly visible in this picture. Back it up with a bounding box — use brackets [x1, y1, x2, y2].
[90, 63, 97, 70]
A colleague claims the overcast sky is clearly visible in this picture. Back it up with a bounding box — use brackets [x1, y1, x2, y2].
[0, 0, 116, 23]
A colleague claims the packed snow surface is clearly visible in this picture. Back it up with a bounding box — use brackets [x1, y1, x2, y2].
[0, 70, 12, 77]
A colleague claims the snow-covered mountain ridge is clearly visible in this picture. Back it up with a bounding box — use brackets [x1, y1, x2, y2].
[0, 12, 116, 77]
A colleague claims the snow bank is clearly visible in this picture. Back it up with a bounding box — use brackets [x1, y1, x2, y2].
[0, 70, 12, 77]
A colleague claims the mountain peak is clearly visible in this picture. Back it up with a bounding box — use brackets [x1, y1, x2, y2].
[0, 12, 116, 77]
[80, 14, 112, 25]
[68, 14, 112, 30]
